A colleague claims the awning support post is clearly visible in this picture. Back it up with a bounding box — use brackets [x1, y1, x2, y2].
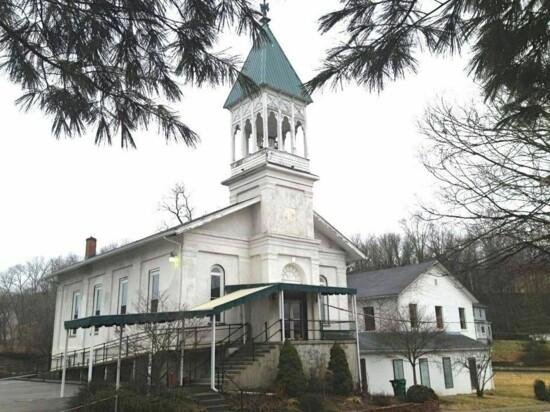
[352, 294, 363, 392]
[317, 293, 323, 340]
[60, 330, 69, 398]
[87, 330, 95, 384]
[280, 290, 285, 342]
[116, 327, 123, 390]
[210, 316, 217, 391]
[179, 318, 185, 386]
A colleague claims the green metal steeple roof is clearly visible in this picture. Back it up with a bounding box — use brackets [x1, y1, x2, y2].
[224, 23, 313, 109]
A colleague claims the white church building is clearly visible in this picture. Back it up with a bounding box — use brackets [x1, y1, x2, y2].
[49, 14, 365, 395]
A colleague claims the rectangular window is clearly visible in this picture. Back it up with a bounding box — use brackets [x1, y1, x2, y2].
[119, 278, 128, 314]
[149, 270, 160, 313]
[409, 304, 418, 328]
[70, 291, 80, 336]
[93, 285, 102, 333]
[468, 358, 478, 390]
[419, 358, 431, 388]
[435, 306, 444, 329]
[442, 357, 454, 388]
[392, 359, 404, 380]
[459, 308, 467, 329]
[364, 307, 376, 331]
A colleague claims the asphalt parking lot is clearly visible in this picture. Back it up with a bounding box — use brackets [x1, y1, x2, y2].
[0, 379, 79, 412]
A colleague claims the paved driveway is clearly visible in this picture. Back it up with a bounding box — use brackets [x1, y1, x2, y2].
[0, 379, 79, 412]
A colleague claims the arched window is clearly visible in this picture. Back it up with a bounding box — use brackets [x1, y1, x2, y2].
[281, 264, 303, 284]
[320, 275, 329, 324]
[211, 265, 225, 322]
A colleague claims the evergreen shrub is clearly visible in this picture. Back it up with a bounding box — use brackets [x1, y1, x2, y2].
[406, 385, 439, 403]
[327, 342, 353, 395]
[299, 393, 325, 412]
[534, 379, 549, 401]
[275, 340, 307, 396]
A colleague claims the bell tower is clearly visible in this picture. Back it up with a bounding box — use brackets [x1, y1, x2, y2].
[222, 4, 318, 239]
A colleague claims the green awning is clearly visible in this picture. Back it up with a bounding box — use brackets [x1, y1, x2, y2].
[225, 282, 356, 296]
[64, 282, 356, 330]
[64, 311, 192, 330]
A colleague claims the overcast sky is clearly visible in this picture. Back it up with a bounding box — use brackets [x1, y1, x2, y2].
[0, 1, 479, 271]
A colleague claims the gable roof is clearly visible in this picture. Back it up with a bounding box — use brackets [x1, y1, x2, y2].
[347, 260, 437, 298]
[359, 331, 488, 352]
[223, 23, 313, 109]
[313, 212, 365, 262]
[48, 197, 261, 278]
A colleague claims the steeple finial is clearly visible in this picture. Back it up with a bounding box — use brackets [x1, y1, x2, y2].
[260, 0, 270, 24]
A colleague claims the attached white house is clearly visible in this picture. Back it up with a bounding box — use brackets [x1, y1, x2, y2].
[473, 303, 492, 343]
[49, 16, 365, 395]
[348, 261, 494, 396]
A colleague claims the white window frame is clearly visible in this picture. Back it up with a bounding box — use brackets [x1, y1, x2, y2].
[118, 278, 128, 315]
[319, 275, 330, 325]
[419, 358, 431, 387]
[93, 284, 102, 333]
[459, 307, 467, 329]
[210, 265, 224, 322]
[70, 291, 80, 337]
[149, 270, 160, 313]
[392, 359, 405, 380]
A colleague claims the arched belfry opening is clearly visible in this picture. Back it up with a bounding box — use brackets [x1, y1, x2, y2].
[282, 116, 292, 152]
[295, 120, 306, 157]
[255, 113, 264, 149]
[267, 111, 278, 149]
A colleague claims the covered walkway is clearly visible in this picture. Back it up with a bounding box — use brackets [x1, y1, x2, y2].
[59, 282, 361, 396]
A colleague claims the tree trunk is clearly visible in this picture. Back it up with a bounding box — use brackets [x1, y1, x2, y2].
[412, 363, 418, 385]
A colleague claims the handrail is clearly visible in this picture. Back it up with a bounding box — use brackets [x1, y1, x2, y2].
[50, 323, 246, 371]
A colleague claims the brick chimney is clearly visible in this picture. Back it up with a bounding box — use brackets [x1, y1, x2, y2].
[85, 237, 97, 259]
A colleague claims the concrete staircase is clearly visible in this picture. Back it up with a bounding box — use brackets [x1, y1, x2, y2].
[220, 343, 280, 390]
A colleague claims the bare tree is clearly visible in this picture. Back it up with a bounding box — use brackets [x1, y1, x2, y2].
[99, 239, 132, 254]
[452, 349, 495, 397]
[124, 292, 206, 388]
[420, 100, 550, 264]
[376, 305, 450, 385]
[0, 254, 78, 355]
[157, 181, 194, 229]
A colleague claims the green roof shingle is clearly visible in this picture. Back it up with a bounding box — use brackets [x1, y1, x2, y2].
[224, 24, 313, 109]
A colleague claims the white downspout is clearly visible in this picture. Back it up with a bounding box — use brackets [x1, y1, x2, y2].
[210, 316, 217, 392]
[60, 330, 69, 398]
[352, 294, 363, 392]
[87, 330, 94, 384]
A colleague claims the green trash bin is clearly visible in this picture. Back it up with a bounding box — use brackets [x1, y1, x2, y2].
[390, 379, 407, 397]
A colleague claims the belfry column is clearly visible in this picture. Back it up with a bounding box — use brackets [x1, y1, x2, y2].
[291, 102, 296, 154]
[277, 112, 283, 151]
[262, 93, 268, 148]
[230, 122, 236, 163]
[240, 111, 246, 158]
[251, 111, 258, 151]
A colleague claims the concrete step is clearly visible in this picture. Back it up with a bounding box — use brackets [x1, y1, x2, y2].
[189, 390, 231, 412]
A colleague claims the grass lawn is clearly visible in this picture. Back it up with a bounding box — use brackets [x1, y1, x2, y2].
[441, 371, 550, 411]
[492, 340, 527, 363]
